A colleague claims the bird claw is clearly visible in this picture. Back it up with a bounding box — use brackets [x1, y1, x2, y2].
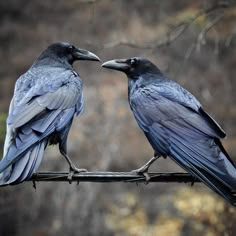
[32, 180, 37, 190]
[130, 155, 158, 183]
[143, 172, 151, 184]
[191, 177, 198, 186]
[67, 172, 73, 184]
[131, 167, 151, 184]
[67, 166, 87, 184]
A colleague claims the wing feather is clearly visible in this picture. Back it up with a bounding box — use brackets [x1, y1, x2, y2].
[130, 81, 236, 204]
[8, 83, 81, 129]
[131, 83, 225, 139]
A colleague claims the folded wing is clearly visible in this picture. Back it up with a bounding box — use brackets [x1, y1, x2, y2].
[130, 82, 236, 205]
[0, 72, 83, 184]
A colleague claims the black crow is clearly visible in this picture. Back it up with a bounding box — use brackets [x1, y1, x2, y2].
[102, 57, 236, 206]
[0, 42, 100, 185]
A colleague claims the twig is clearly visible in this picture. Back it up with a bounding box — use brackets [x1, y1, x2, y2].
[196, 13, 224, 51]
[104, 23, 188, 49]
[104, 1, 230, 50]
[225, 26, 236, 47]
[184, 13, 223, 60]
[78, 0, 99, 3]
[29, 171, 201, 183]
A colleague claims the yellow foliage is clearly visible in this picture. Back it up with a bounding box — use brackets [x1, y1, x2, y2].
[174, 187, 226, 233]
[167, 7, 207, 28]
[105, 193, 184, 236]
[152, 216, 183, 236]
[105, 193, 149, 236]
[105, 188, 231, 236]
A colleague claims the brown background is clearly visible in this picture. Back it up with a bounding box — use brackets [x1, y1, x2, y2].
[0, 1, 235, 235]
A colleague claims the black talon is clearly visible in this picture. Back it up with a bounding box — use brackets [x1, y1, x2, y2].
[131, 155, 160, 183]
[32, 180, 37, 190]
[67, 170, 74, 184]
[143, 172, 151, 184]
[191, 176, 198, 186]
[67, 165, 87, 184]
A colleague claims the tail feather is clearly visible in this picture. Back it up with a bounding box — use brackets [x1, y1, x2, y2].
[0, 141, 47, 185]
[0, 107, 75, 186]
[0, 123, 55, 174]
[19, 140, 46, 182]
[172, 133, 236, 187]
[19, 145, 40, 182]
[26, 140, 46, 179]
[5, 152, 31, 184]
[169, 136, 236, 206]
[0, 116, 55, 184]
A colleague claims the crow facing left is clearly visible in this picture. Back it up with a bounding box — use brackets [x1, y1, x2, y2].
[102, 57, 236, 206]
[0, 42, 100, 185]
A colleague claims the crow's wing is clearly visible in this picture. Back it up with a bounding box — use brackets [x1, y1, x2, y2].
[130, 82, 236, 205]
[130, 81, 225, 138]
[1, 71, 83, 174]
[8, 75, 82, 129]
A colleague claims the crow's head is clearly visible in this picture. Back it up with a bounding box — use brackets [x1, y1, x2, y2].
[38, 42, 100, 65]
[102, 57, 161, 77]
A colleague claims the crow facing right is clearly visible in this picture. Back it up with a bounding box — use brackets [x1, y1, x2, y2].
[0, 42, 100, 185]
[102, 57, 236, 206]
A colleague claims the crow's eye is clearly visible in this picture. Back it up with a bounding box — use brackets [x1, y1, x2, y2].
[130, 58, 138, 66]
[68, 45, 74, 52]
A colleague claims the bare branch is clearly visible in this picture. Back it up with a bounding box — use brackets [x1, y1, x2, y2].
[29, 171, 200, 184]
[184, 42, 197, 61]
[104, 1, 231, 50]
[104, 23, 188, 49]
[196, 13, 224, 51]
[225, 26, 236, 47]
[184, 13, 224, 60]
[78, 0, 99, 3]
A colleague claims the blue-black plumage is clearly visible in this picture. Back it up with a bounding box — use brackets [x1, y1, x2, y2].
[0, 42, 100, 185]
[102, 57, 236, 206]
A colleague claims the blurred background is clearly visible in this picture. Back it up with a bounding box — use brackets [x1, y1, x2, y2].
[0, 0, 235, 235]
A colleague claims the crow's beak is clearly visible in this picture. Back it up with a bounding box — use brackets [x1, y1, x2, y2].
[102, 59, 129, 72]
[73, 48, 100, 62]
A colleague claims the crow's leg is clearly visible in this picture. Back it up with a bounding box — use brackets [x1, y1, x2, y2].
[131, 154, 160, 182]
[58, 127, 87, 183]
[60, 150, 87, 183]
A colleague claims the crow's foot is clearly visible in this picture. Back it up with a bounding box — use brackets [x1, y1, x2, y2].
[131, 155, 160, 183]
[67, 165, 87, 184]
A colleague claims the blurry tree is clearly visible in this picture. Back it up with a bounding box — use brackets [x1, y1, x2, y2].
[0, 0, 235, 235]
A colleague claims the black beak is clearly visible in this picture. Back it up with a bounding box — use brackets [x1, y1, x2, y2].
[101, 59, 129, 72]
[73, 48, 100, 62]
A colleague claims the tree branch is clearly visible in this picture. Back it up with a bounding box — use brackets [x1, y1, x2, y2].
[104, 23, 188, 49]
[104, 1, 231, 50]
[29, 171, 201, 183]
[196, 13, 224, 51]
[184, 13, 224, 60]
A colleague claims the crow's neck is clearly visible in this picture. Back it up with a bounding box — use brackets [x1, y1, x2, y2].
[128, 72, 165, 98]
[32, 54, 73, 70]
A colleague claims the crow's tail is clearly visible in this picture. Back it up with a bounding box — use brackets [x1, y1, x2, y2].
[0, 140, 47, 185]
[170, 134, 236, 206]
